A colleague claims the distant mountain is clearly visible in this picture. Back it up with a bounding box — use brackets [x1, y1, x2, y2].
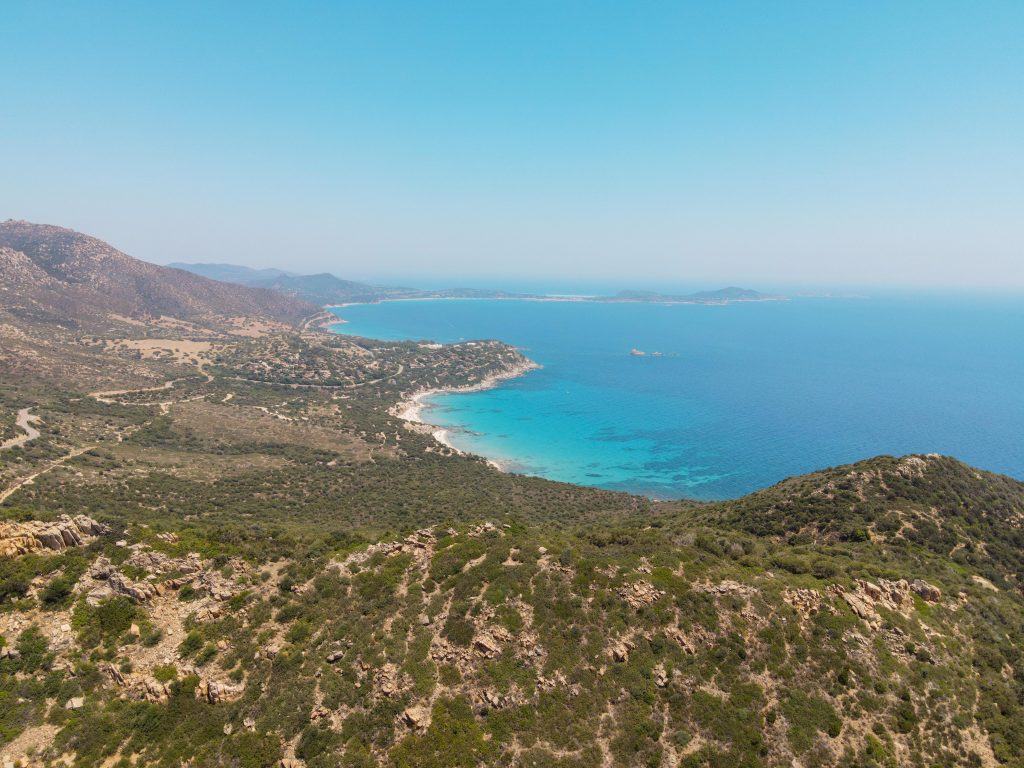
[602, 286, 785, 304]
[171, 262, 785, 308]
[165, 262, 297, 284]
[171, 263, 529, 306]
[0, 221, 315, 326]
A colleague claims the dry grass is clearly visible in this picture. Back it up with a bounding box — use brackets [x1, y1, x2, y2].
[223, 316, 291, 337]
[171, 399, 384, 460]
[104, 338, 215, 364]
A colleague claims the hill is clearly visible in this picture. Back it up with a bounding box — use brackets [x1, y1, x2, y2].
[4, 447, 1023, 767]
[1, 224, 1022, 767]
[168, 264, 391, 306]
[0, 221, 315, 326]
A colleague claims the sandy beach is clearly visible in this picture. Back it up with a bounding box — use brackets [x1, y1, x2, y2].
[391, 359, 539, 465]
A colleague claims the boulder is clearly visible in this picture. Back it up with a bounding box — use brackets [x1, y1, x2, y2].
[402, 704, 432, 730]
[610, 639, 635, 663]
[911, 579, 942, 602]
[145, 678, 171, 702]
[261, 644, 280, 659]
[474, 634, 500, 658]
[654, 664, 668, 688]
[89, 557, 113, 579]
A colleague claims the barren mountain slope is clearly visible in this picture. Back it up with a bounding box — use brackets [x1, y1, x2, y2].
[0, 220, 315, 325]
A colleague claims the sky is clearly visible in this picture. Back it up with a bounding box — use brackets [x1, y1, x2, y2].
[2, 1, 1022, 289]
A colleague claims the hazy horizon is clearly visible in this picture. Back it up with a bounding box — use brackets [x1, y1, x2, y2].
[4, 1, 1023, 288]
[155, 263, 1024, 299]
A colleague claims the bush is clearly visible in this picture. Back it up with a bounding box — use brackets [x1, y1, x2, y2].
[178, 631, 203, 658]
[153, 664, 178, 683]
[73, 597, 140, 648]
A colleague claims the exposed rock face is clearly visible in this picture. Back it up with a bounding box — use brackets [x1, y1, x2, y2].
[199, 679, 245, 704]
[828, 578, 929, 629]
[89, 556, 114, 579]
[784, 588, 823, 618]
[87, 555, 163, 603]
[124, 549, 202, 577]
[108, 571, 161, 603]
[0, 515, 106, 557]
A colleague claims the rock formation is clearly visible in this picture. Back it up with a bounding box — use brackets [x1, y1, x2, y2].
[0, 515, 106, 557]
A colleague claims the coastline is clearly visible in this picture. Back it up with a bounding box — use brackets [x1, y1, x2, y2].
[324, 294, 789, 312]
[391, 359, 540, 469]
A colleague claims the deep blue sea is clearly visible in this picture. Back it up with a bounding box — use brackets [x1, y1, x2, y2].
[329, 295, 1024, 500]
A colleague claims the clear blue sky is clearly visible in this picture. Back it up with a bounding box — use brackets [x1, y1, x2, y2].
[3, 1, 1022, 288]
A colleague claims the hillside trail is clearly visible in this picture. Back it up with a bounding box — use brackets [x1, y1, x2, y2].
[89, 379, 177, 404]
[0, 444, 95, 504]
[0, 408, 41, 451]
[2, 370, 214, 503]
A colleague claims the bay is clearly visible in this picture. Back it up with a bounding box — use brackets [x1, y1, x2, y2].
[330, 295, 1024, 500]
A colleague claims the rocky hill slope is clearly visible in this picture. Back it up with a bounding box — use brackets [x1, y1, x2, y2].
[3, 454, 1023, 768]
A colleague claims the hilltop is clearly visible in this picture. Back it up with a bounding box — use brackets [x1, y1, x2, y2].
[0, 223, 1022, 768]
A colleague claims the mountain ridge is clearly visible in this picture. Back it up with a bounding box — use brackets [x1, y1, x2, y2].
[170, 260, 784, 307]
[0, 221, 315, 326]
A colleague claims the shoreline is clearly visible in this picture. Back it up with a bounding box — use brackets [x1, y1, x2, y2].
[391, 359, 540, 469]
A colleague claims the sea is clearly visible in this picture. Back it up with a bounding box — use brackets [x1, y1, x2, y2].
[329, 293, 1024, 500]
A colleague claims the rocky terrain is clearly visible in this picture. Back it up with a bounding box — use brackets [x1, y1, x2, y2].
[1, 223, 1024, 768]
[3, 455, 1024, 768]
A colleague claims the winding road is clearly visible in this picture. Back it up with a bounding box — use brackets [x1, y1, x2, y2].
[0, 408, 41, 452]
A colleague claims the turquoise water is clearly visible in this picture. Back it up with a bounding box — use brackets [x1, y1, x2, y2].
[330, 296, 1024, 500]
